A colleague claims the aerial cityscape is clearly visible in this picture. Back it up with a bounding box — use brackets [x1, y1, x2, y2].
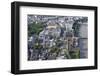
[28, 15, 88, 61]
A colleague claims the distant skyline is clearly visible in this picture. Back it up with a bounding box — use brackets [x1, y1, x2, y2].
[28, 14, 87, 24]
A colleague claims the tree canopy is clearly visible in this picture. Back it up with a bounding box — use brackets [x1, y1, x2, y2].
[28, 22, 44, 37]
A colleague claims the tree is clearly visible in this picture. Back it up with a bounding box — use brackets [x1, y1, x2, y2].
[28, 22, 44, 37]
